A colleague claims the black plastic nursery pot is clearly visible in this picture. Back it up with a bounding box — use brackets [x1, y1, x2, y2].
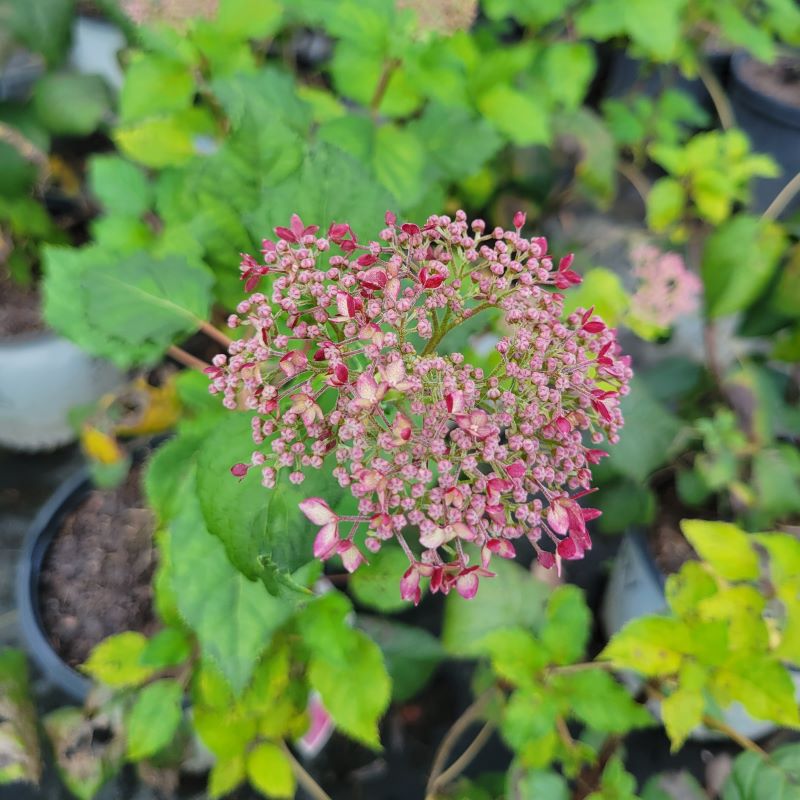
[16, 468, 95, 703]
[729, 50, 800, 217]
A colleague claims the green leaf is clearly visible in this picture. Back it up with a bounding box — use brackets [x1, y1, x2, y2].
[81, 632, 155, 688]
[168, 473, 293, 693]
[478, 84, 551, 146]
[209, 754, 246, 798]
[350, 547, 420, 612]
[89, 156, 152, 218]
[647, 178, 686, 231]
[215, 0, 284, 38]
[195, 413, 335, 593]
[722, 742, 800, 800]
[511, 768, 570, 800]
[5, 0, 74, 65]
[542, 43, 595, 109]
[661, 666, 704, 751]
[587, 755, 639, 800]
[115, 108, 217, 168]
[126, 679, 183, 761]
[500, 688, 558, 760]
[0, 649, 41, 785]
[358, 617, 443, 702]
[606, 378, 681, 482]
[664, 561, 717, 617]
[561, 267, 630, 328]
[298, 593, 391, 748]
[679, 520, 759, 581]
[711, 656, 800, 728]
[119, 54, 194, 123]
[702, 216, 786, 318]
[139, 628, 192, 669]
[555, 670, 653, 734]
[594, 479, 655, 534]
[33, 73, 110, 135]
[331, 44, 422, 118]
[373, 124, 428, 207]
[600, 617, 686, 677]
[407, 104, 502, 182]
[442, 558, 549, 656]
[539, 585, 591, 665]
[246, 742, 295, 798]
[248, 144, 395, 244]
[475, 628, 547, 687]
[43, 246, 214, 368]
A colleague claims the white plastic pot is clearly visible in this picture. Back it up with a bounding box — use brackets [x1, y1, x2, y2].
[602, 532, 800, 741]
[0, 332, 123, 451]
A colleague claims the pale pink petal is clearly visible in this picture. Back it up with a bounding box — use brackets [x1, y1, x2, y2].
[300, 498, 337, 526]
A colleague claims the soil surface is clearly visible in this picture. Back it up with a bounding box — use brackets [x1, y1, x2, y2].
[0, 272, 44, 338]
[39, 467, 157, 668]
[648, 479, 700, 575]
[738, 55, 800, 110]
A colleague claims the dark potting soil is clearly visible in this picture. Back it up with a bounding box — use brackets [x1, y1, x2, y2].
[39, 467, 157, 668]
[648, 479, 700, 575]
[738, 55, 800, 110]
[0, 272, 44, 338]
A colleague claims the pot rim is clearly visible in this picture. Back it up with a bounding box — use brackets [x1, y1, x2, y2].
[730, 50, 800, 127]
[16, 467, 95, 703]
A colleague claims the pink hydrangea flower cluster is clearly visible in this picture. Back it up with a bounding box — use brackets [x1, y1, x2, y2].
[629, 244, 702, 330]
[207, 211, 631, 602]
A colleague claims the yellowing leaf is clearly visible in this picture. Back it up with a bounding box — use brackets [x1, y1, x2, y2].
[81, 424, 124, 466]
[246, 742, 295, 799]
[680, 520, 759, 581]
[599, 617, 685, 676]
[81, 632, 154, 688]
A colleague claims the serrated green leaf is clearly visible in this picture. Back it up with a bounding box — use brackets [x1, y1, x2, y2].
[209, 753, 246, 798]
[89, 155, 152, 217]
[139, 628, 192, 669]
[475, 628, 546, 687]
[299, 593, 391, 748]
[554, 670, 653, 733]
[539, 585, 591, 665]
[679, 520, 759, 581]
[246, 742, 295, 798]
[81, 632, 155, 688]
[442, 558, 549, 656]
[168, 473, 293, 693]
[478, 84, 551, 146]
[647, 178, 686, 231]
[350, 547, 420, 613]
[722, 742, 800, 800]
[119, 54, 194, 123]
[665, 561, 718, 617]
[126, 679, 183, 761]
[600, 617, 686, 676]
[33, 72, 110, 135]
[661, 662, 705, 751]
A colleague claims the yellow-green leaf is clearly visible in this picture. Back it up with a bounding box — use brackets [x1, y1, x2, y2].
[81, 632, 154, 688]
[680, 520, 759, 581]
[246, 742, 295, 799]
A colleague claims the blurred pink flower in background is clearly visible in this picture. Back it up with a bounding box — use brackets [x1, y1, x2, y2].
[629, 245, 702, 330]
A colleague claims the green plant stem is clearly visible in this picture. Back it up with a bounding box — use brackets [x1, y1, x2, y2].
[427, 721, 496, 798]
[280, 742, 333, 800]
[199, 320, 233, 348]
[701, 714, 769, 758]
[0, 122, 48, 171]
[425, 687, 497, 798]
[616, 161, 651, 206]
[370, 58, 401, 117]
[167, 345, 210, 372]
[762, 168, 800, 221]
[697, 58, 735, 130]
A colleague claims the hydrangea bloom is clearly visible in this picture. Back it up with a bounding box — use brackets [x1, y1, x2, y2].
[208, 211, 631, 602]
[629, 244, 702, 330]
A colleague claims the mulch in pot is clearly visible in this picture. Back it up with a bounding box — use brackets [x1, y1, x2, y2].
[0, 271, 44, 339]
[38, 466, 157, 669]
